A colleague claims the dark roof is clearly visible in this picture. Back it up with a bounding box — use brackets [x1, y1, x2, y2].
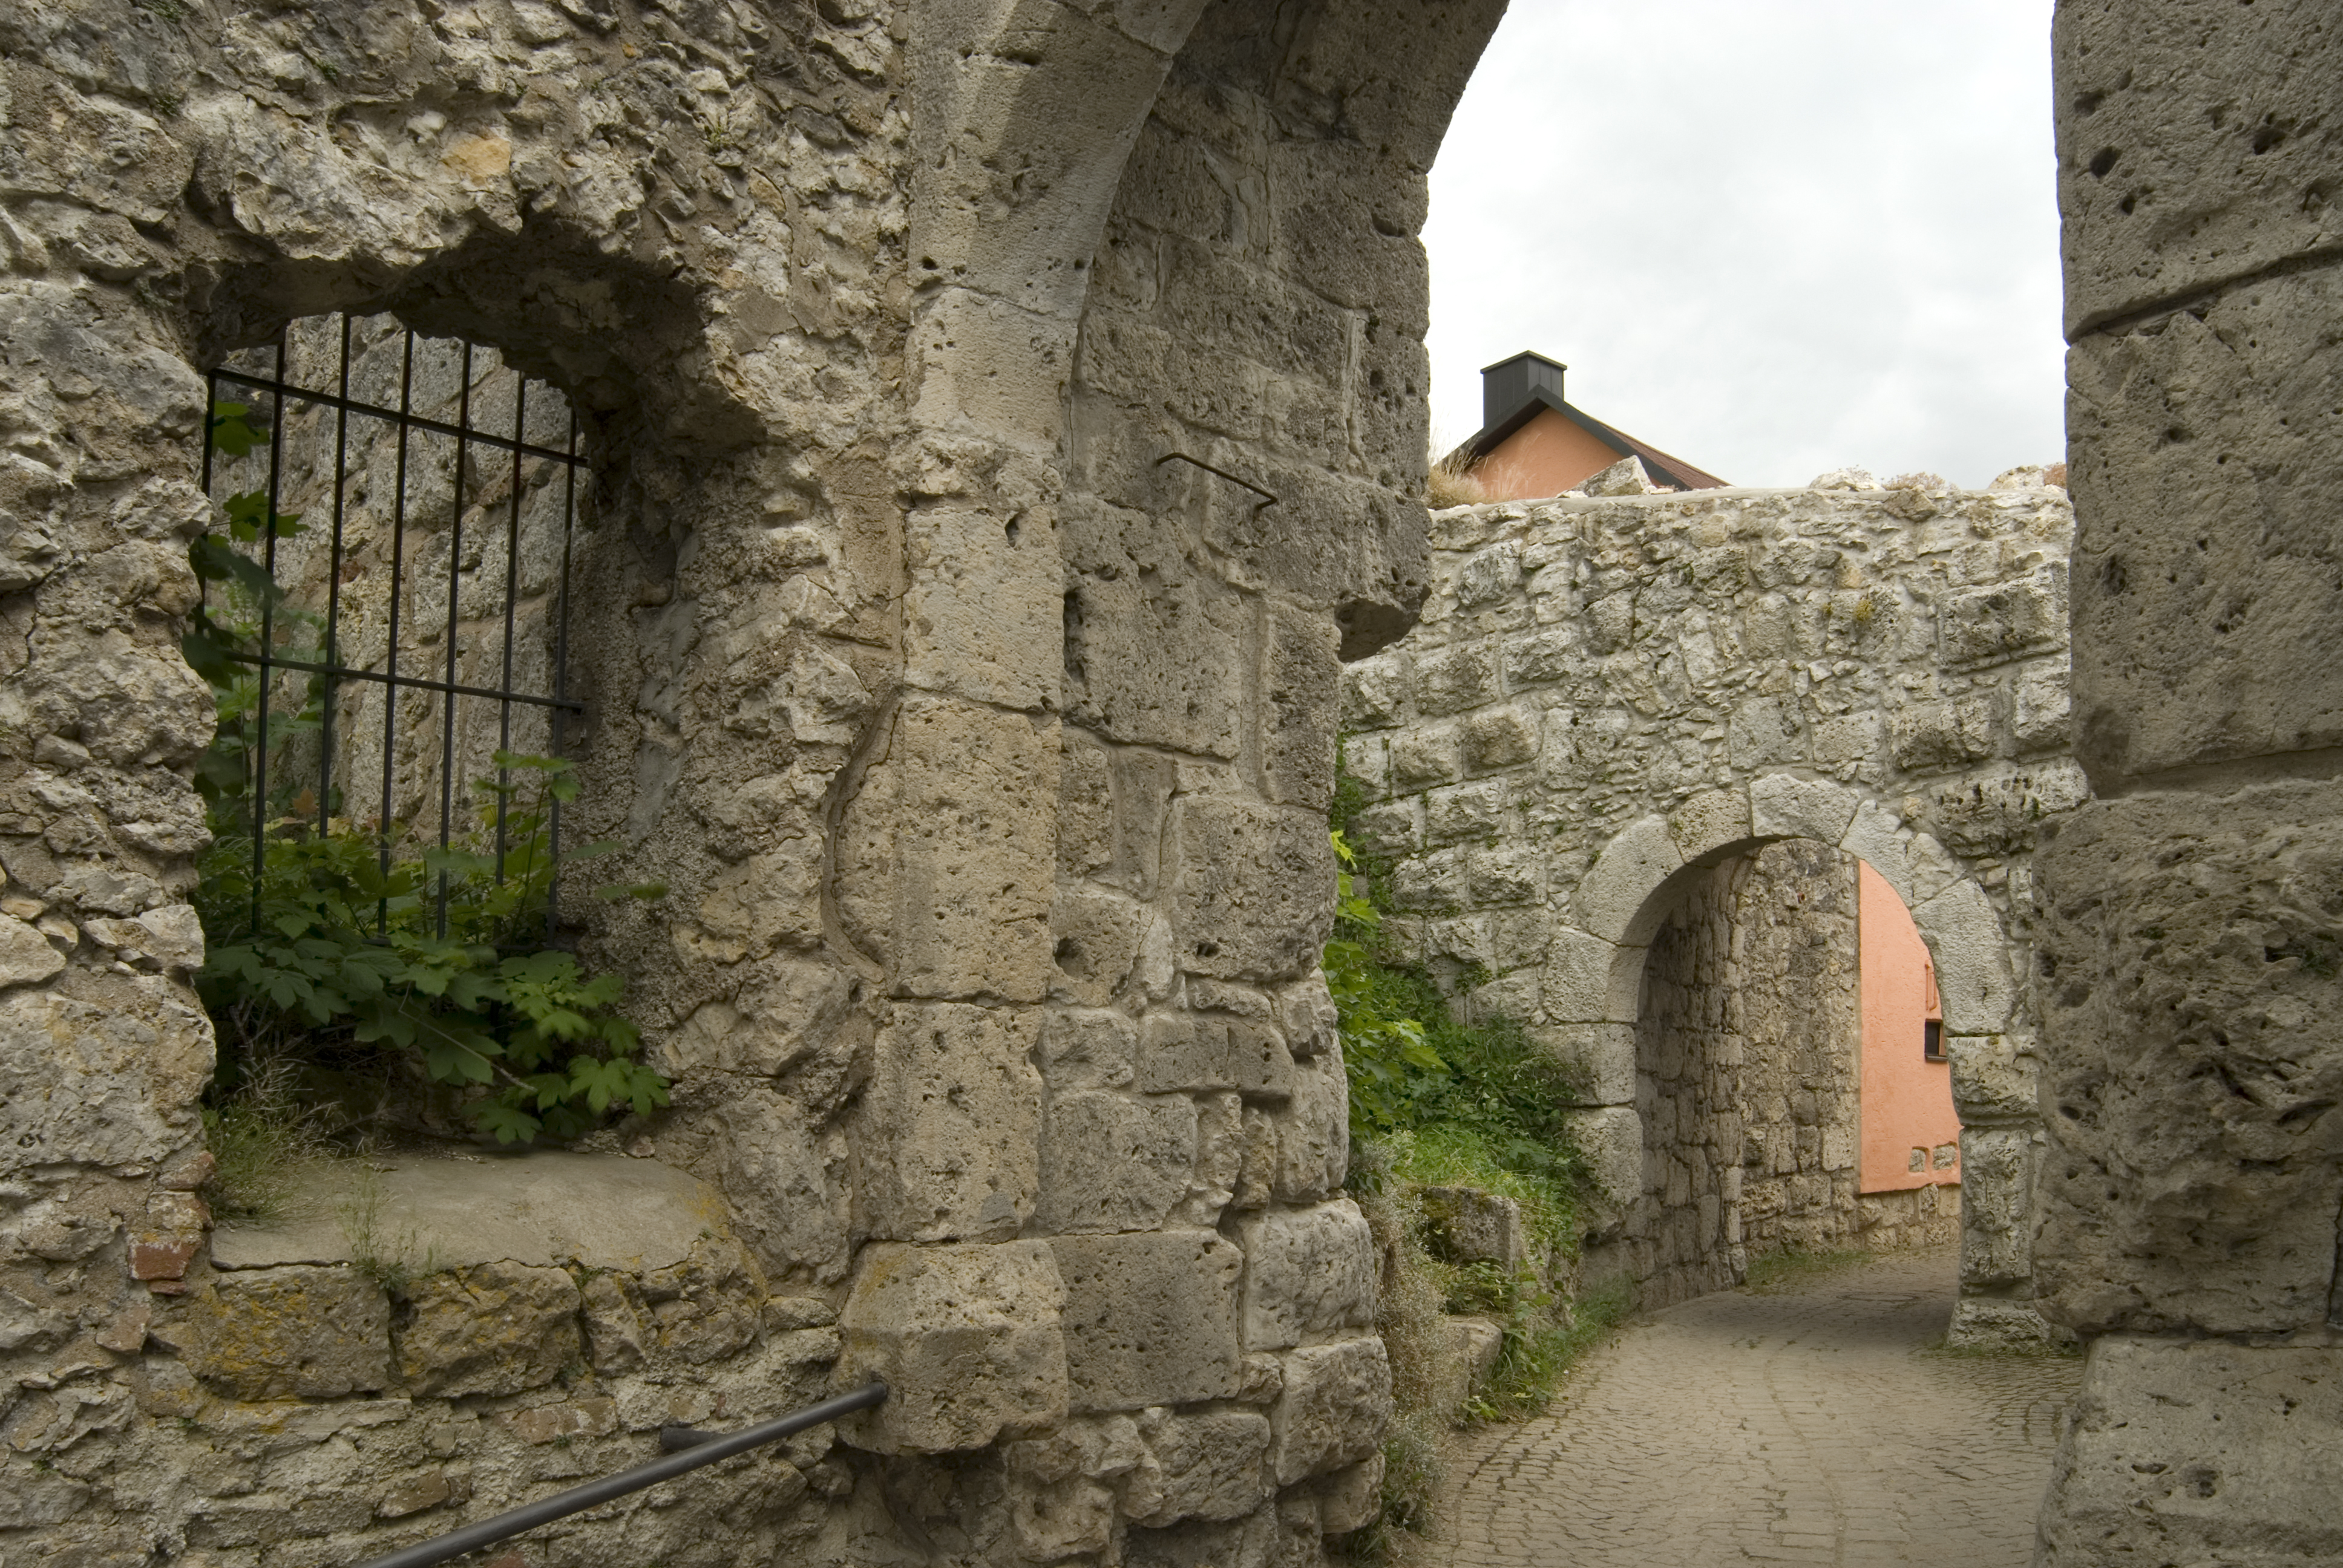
[1448, 385, 1729, 492]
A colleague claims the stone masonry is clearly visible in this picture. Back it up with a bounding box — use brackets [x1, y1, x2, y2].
[0, 2, 1512, 1566]
[2033, 3, 2343, 1561]
[1343, 475, 2077, 1341]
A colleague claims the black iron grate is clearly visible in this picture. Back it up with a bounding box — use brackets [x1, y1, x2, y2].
[199, 315, 588, 937]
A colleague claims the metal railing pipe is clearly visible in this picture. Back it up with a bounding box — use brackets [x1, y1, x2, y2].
[350, 1382, 887, 1568]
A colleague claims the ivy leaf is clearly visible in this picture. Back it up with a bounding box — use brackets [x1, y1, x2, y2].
[209, 400, 269, 459]
[472, 1099, 543, 1145]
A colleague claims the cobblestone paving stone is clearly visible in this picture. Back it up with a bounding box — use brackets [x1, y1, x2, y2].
[1434, 1247, 2079, 1567]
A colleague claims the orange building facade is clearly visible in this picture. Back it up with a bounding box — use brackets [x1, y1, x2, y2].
[1857, 860, 1962, 1193]
[1452, 351, 1730, 498]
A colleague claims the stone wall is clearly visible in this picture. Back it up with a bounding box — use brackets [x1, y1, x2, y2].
[0, 2, 1509, 1566]
[2033, 3, 2343, 1560]
[1343, 476, 2077, 1341]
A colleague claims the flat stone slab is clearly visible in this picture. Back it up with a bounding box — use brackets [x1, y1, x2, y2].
[209, 1149, 730, 1273]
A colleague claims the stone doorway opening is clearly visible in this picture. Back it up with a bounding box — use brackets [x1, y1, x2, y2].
[1596, 839, 1963, 1310]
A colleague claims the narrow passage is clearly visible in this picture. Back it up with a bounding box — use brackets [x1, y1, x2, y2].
[1435, 1247, 2077, 1567]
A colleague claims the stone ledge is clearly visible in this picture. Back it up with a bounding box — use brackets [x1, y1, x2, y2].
[208, 1149, 731, 1273]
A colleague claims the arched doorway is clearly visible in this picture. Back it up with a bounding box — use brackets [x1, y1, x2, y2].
[1604, 836, 1962, 1309]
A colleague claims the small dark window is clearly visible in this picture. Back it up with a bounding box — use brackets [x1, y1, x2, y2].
[1923, 1019, 1945, 1062]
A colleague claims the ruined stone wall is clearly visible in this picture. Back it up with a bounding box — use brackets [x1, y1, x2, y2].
[2033, 3, 2343, 1560]
[0, 1, 1512, 1565]
[1344, 478, 2077, 1342]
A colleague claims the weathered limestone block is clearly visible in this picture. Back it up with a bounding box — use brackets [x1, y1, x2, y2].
[1948, 1032, 2037, 1123]
[167, 1266, 390, 1400]
[398, 1261, 582, 1398]
[1268, 1052, 1346, 1203]
[1050, 1230, 1244, 1411]
[1316, 1453, 1386, 1535]
[1533, 1021, 1636, 1105]
[2066, 267, 2343, 783]
[1165, 797, 1336, 982]
[902, 502, 1064, 712]
[580, 1274, 647, 1374]
[854, 1001, 1043, 1243]
[1060, 513, 1248, 759]
[1264, 599, 1339, 809]
[0, 914, 67, 987]
[1749, 773, 1859, 848]
[2036, 1338, 2343, 1567]
[1572, 815, 1682, 944]
[673, 1084, 852, 1286]
[1420, 1186, 1524, 1270]
[834, 696, 1057, 1000]
[1270, 1336, 1392, 1485]
[1035, 1088, 1197, 1233]
[1127, 1406, 1272, 1527]
[1234, 1201, 1375, 1350]
[641, 1235, 768, 1366]
[1561, 1106, 1643, 1229]
[1137, 1010, 1295, 1097]
[2034, 785, 2343, 1333]
[0, 984, 211, 1175]
[836, 1240, 1069, 1454]
[2054, 0, 2343, 330]
[1957, 1126, 2037, 1292]
[1049, 883, 1149, 1006]
[1040, 1008, 1138, 1090]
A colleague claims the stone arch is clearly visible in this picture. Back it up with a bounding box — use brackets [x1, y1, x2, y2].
[1346, 479, 2079, 1344]
[1545, 776, 2019, 1313]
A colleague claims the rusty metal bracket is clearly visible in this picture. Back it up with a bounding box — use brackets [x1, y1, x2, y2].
[1156, 451, 1279, 515]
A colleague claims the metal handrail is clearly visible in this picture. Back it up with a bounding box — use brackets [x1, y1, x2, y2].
[350, 1382, 887, 1568]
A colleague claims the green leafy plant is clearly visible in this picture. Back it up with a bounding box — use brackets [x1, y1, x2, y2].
[1326, 829, 1445, 1131]
[190, 399, 665, 1145]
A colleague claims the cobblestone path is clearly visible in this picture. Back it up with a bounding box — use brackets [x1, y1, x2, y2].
[1434, 1247, 2079, 1567]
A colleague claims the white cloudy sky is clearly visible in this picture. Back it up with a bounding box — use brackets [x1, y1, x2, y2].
[1424, 0, 2066, 489]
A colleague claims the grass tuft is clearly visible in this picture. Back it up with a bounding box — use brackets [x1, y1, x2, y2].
[202, 1050, 336, 1226]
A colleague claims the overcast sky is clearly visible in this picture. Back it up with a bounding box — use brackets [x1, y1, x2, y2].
[1424, 0, 2065, 489]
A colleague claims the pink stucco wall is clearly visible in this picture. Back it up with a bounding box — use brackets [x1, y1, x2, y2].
[1858, 859, 1963, 1194]
[1471, 407, 1626, 500]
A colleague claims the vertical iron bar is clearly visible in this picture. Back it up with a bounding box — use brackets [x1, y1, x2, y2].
[249, 330, 290, 935]
[546, 410, 577, 945]
[379, 329, 416, 934]
[437, 342, 473, 938]
[199, 370, 218, 619]
[494, 373, 526, 891]
[320, 314, 353, 839]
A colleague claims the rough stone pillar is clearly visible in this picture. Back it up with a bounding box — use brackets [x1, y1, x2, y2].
[2033, 3, 2343, 1561]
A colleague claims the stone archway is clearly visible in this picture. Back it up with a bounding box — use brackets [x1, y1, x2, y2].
[1345, 477, 2079, 1343]
[1546, 777, 2025, 1329]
